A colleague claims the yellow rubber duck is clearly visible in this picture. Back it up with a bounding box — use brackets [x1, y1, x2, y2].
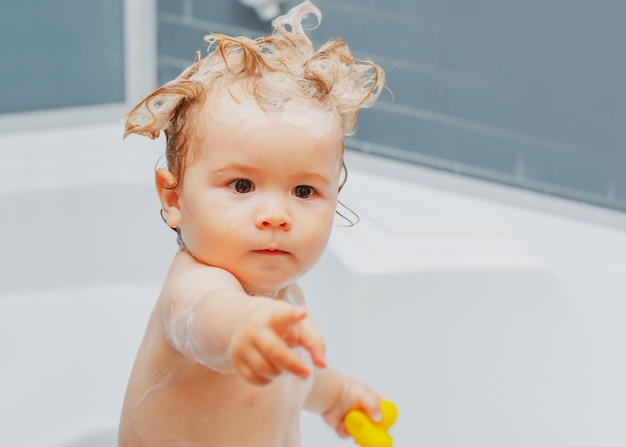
[345, 399, 398, 447]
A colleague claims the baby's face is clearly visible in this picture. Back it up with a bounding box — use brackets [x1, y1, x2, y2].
[175, 94, 343, 294]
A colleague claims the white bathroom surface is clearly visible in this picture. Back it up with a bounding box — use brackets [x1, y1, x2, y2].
[2, 122, 626, 446]
[0, 285, 158, 447]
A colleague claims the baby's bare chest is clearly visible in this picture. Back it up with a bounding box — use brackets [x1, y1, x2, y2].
[169, 366, 313, 446]
[128, 338, 313, 446]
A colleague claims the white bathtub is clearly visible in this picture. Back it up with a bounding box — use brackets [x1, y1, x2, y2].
[2, 122, 626, 446]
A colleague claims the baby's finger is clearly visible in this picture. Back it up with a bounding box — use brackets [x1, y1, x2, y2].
[269, 305, 325, 366]
[246, 348, 282, 381]
[363, 394, 383, 423]
[296, 321, 326, 367]
[237, 363, 272, 386]
[269, 304, 307, 330]
[263, 340, 310, 379]
[322, 410, 349, 438]
[336, 421, 350, 438]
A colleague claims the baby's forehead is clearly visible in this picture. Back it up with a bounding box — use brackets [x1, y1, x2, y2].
[203, 87, 341, 139]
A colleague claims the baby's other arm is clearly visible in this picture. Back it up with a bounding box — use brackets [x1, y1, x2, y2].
[158, 254, 326, 384]
[305, 368, 382, 438]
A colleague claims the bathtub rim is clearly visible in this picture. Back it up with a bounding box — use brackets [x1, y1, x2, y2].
[344, 147, 626, 232]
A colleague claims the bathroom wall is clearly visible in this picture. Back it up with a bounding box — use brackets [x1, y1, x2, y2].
[0, 0, 124, 114]
[1, 1, 623, 212]
[156, 0, 626, 213]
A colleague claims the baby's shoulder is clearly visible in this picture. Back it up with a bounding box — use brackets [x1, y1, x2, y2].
[164, 251, 243, 294]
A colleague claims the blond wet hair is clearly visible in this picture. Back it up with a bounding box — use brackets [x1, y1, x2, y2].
[125, 0, 385, 189]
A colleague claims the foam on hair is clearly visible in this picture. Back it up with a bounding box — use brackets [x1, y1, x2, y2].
[124, 0, 385, 186]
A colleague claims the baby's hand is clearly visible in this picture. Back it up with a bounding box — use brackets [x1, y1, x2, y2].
[322, 378, 382, 438]
[228, 299, 326, 385]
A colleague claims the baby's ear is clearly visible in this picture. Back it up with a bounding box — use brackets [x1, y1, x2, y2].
[155, 168, 181, 228]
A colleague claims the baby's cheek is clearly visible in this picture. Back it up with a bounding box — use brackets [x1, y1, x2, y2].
[221, 220, 243, 234]
[302, 233, 331, 267]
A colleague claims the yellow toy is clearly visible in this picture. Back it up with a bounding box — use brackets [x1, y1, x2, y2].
[345, 399, 398, 447]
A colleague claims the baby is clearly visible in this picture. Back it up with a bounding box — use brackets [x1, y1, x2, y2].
[118, 2, 385, 446]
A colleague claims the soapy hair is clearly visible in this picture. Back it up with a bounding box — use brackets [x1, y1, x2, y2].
[124, 0, 385, 189]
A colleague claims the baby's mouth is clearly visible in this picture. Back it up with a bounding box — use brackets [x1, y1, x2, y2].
[253, 248, 290, 255]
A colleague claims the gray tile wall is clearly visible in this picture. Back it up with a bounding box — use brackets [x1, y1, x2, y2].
[157, 0, 626, 212]
[0, 0, 124, 114]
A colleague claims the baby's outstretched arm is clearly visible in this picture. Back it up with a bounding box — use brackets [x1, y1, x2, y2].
[305, 368, 382, 438]
[159, 257, 326, 384]
[228, 295, 327, 384]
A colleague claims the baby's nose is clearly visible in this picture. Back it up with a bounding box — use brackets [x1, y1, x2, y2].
[255, 199, 292, 229]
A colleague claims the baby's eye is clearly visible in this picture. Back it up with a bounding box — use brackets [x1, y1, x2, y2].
[293, 185, 315, 199]
[229, 179, 254, 194]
